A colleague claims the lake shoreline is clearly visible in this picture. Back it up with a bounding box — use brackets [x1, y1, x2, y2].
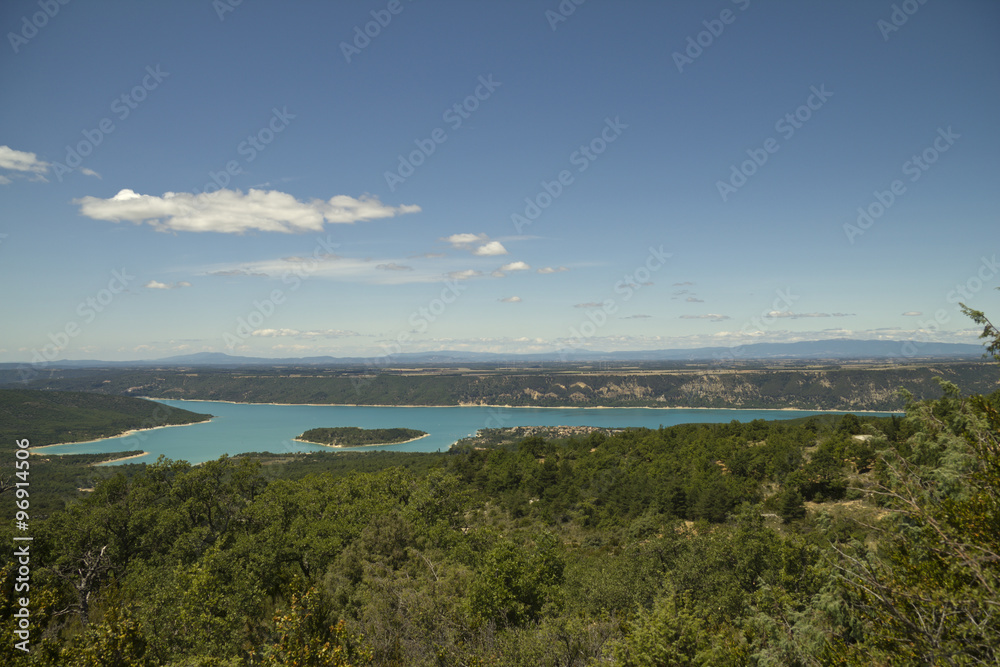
[92, 451, 151, 465]
[142, 397, 900, 414]
[30, 420, 212, 450]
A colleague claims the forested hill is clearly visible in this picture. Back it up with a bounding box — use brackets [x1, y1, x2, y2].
[2, 384, 998, 664]
[7, 362, 998, 411]
[0, 389, 212, 452]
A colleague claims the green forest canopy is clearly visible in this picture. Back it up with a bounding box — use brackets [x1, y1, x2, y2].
[2, 307, 997, 665]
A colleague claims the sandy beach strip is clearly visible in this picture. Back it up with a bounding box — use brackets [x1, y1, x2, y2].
[29, 419, 212, 451]
[91, 451, 152, 465]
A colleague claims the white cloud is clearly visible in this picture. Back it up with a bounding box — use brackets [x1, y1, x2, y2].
[375, 263, 413, 271]
[685, 297, 704, 303]
[621, 314, 651, 319]
[79, 167, 101, 179]
[442, 233, 508, 256]
[0, 175, 11, 185]
[409, 251, 446, 259]
[75, 188, 420, 234]
[492, 270, 506, 278]
[902, 311, 922, 316]
[537, 266, 568, 274]
[0, 146, 49, 175]
[443, 232, 488, 247]
[474, 240, 508, 256]
[499, 261, 530, 272]
[500, 296, 522, 303]
[144, 280, 191, 289]
[448, 269, 482, 280]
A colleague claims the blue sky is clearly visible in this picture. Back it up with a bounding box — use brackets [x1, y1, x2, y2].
[1, 0, 998, 362]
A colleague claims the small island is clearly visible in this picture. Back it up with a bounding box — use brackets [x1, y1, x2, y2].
[295, 426, 428, 448]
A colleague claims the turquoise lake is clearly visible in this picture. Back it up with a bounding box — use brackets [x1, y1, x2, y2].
[35, 400, 895, 465]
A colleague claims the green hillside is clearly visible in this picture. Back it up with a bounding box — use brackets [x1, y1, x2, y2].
[0, 388, 212, 452]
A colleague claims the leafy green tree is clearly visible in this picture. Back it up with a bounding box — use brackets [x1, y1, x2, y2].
[468, 532, 564, 627]
[609, 592, 747, 666]
[832, 377, 1000, 663]
[777, 486, 806, 523]
[961, 298, 1000, 360]
[259, 588, 372, 666]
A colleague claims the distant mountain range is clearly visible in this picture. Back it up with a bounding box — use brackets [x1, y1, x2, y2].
[1, 340, 988, 369]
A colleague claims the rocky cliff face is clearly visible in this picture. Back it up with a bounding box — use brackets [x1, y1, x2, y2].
[457, 364, 999, 411]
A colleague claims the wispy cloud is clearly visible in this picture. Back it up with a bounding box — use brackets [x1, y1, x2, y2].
[680, 314, 731, 321]
[0, 145, 50, 182]
[685, 296, 704, 303]
[902, 311, 922, 316]
[76, 188, 420, 234]
[766, 311, 855, 319]
[208, 269, 269, 277]
[574, 302, 605, 308]
[145, 280, 192, 290]
[448, 269, 483, 281]
[621, 314, 651, 319]
[251, 328, 362, 339]
[499, 296, 522, 303]
[537, 266, 568, 274]
[375, 262, 413, 271]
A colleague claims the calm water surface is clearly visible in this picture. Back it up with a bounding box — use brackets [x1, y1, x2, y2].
[37, 400, 892, 465]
